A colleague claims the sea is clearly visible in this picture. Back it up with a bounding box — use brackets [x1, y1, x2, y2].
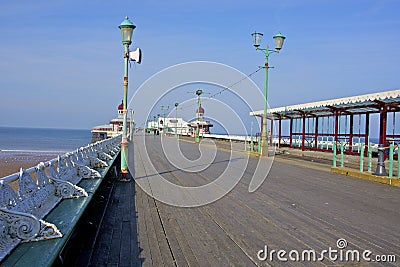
[0, 127, 91, 153]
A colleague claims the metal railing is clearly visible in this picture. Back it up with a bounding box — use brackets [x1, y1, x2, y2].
[332, 141, 400, 178]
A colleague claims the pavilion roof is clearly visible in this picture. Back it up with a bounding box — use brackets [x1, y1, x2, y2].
[250, 89, 400, 119]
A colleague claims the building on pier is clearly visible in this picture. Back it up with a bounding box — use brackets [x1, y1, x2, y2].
[146, 103, 213, 136]
[250, 89, 400, 155]
[91, 101, 133, 142]
[146, 117, 190, 135]
[187, 104, 213, 137]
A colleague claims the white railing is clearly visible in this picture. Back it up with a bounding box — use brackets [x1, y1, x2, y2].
[0, 135, 121, 261]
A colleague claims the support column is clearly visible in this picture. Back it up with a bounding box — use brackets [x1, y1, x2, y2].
[349, 114, 354, 153]
[365, 113, 370, 157]
[334, 111, 339, 153]
[289, 118, 293, 148]
[120, 43, 130, 178]
[302, 115, 306, 151]
[379, 105, 387, 145]
[334, 112, 339, 143]
[314, 117, 319, 151]
[270, 119, 273, 146]
[260, 116, 264, 135]
[278, 118, 282, 149]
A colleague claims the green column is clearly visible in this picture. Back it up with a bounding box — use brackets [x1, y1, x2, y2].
[195, 97, 200, 143]
[398, 148, 400, 178]
[121, 43, 129, 176]
[367, 142, 372, 172]
[260, 59, 269, 156]
[163, 112, 166, 135]
[175, 105, 178, 138]
[333, 141, 337, 168]
[340, 142, 345, 167]
[360, 143, 365, 172]
[389, 142, 394, 178]
[250, 120, 254, 152]
[157, 115, 160, 134]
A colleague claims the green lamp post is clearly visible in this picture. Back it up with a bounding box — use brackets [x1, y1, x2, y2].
[153, 115, 156, 134]
[157, 114, 160, 135]
[195, 89, 203, 143]
[174, 102, 179, 138]
[251, 31, 286, 157]
[161, 105, 169, 135]
[129, 109, 134, 140]
[118, 16, 135, 178]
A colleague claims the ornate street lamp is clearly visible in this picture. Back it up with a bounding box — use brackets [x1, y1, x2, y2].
[251, 31, 286, 157]
[129, 109, 134, 140]
[174, 102, 179, 138]
[195, 89, 203, 143]
[153, 115, 156, 134]
[119, 16, 136, 45]
[273, 32, 286, 50]
[118, 16, 136, 180]
[157, 114, 160, 135]
[251, 32, 263, 48]
[161, 105, 169, 135]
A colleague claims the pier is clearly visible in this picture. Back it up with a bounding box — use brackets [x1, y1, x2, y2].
[0, 132, 399, 265]
[87, 135, 400, 266]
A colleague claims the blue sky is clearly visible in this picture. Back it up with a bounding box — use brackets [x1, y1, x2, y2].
[0, 0, 399, 130]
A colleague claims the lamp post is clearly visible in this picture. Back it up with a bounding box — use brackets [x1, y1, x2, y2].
[174, 102, 179, 138]
[251, 31, 286, 157]
[157, 114, 160, 135]
[195, 89, 202, 143]
[153, 115, 156, 135]
[129, 109, 134, 140]
[250, 119, 254, 152]
[161, 105, 169, 135]
[118, 16, 136, 178]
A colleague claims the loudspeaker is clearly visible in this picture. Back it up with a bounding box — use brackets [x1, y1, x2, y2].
[129, 48, 142, 64]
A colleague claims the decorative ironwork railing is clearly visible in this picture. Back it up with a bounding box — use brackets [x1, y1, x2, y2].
[0, 135, 121, 261]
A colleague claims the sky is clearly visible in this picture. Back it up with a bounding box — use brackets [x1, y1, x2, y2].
[0, 0, 399, 132]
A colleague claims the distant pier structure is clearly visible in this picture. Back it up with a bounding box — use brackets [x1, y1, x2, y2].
[188, 104, 213, 136]
[251, 89, 400, 154]
[91, 101, 133, 142]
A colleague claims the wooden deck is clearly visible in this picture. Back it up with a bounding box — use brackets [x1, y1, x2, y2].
[89, 135, 399, 266]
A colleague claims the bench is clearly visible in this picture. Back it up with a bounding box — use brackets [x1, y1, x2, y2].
[0, 135, 121, 266]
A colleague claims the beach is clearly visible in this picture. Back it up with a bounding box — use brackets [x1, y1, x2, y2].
[0, 151, 61, 178]
[0, 127, 91, 178]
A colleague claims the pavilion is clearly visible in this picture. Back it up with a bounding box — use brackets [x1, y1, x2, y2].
[250, 89, 400, 154]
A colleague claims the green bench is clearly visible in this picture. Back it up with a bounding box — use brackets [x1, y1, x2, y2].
[0, 137, 120, 266]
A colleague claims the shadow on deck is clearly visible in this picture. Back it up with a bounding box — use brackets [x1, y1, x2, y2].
[54, 156, 144, 267]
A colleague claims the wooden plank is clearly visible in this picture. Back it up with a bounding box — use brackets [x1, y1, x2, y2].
[135, 183, 152, 266]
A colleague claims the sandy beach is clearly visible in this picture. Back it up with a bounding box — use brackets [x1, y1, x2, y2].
[0, 151, 62, 178]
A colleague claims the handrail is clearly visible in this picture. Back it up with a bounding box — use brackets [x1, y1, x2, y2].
[0, 134, 122, 183]
[0, 134, 122, 262]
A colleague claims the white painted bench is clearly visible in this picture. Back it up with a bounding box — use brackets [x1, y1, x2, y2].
[0, 135, 121, 265]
